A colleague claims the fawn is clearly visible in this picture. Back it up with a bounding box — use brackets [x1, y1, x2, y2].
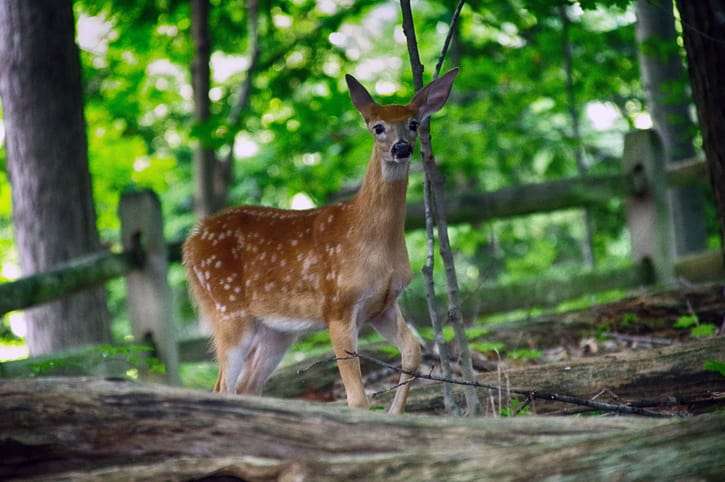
[183, 68, 458, 414]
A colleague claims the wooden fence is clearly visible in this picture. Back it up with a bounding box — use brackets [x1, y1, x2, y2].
[0, 129, 723, 383]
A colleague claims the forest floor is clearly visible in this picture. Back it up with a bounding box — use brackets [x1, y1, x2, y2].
[1, 283, 724, 480]
[266, 282, 725, 417]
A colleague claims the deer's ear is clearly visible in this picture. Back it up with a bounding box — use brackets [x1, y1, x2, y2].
[410, 68, 459, 121]
[346, 74, 376, 118]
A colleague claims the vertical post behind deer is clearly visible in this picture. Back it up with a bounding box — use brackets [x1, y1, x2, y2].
[622, 130, 675, 286]
[120, 190, 180, 384]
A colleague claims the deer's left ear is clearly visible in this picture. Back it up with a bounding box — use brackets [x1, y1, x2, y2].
[410, 67, 459, 121]
[346, 74, 376, 120]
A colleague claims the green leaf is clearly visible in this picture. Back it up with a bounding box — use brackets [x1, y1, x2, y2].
[471, 341, 505, 353]
[508, 348, 542, 361]
[690, 323, 716, 338]
[674, 314, 699, 329]
[704, 360, 725, 377]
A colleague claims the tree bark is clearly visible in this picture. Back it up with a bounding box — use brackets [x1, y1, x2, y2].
[675, 0, 725, 255]
[0, 0, 111, 355]
[190, 0, 218, 219]
[636, 0, 708, 256]
[2, 377, 724, 481]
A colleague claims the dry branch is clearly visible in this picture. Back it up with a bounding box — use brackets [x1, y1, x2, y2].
[400, 0, 479, 415]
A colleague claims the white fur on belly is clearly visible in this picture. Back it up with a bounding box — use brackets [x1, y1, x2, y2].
[260, 316, 325, 333]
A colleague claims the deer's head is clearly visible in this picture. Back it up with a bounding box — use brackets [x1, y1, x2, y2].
[345, 68, 458, 181]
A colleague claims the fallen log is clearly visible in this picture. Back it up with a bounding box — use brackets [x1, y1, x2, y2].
[2, 377, 724, 481]
[384, 336, 725, 415]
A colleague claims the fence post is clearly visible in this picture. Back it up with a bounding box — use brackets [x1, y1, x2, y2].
[622, 129, 675, 285]
[119, 190, 180, 384]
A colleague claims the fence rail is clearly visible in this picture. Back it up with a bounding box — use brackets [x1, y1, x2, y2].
[0, 129, 722, 382]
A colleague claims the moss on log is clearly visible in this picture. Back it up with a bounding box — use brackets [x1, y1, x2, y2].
[0, 250, 138, 316]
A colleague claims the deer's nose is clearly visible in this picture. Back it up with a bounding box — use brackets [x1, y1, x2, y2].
[391, 141, 412, 159]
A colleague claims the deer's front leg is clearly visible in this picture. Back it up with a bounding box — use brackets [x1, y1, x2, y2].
[329, 319, 369, 410]
[371, 304, 422, 415]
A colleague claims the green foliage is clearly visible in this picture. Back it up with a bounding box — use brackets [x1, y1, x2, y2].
[674, 313, 716, 338]
[690, 323, 716, 338]
[674, 314, 699, 329]
[508, 348, 543, 361]
[621, 312, 638, 327]
[500, 397, 531, 417]
[470, 341, 505, 354]
[704, 360, 725, 377]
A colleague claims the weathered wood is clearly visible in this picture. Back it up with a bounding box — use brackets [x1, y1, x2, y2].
[0, 250, 137, 316]
[405, 173, 631, 230]
[622, 130, 675, 284]
[119, 190, 180, 384]
[330, 158, 709, 232]
[665, 157, 709, 188]
[675, 249, 725, 283]
[385, 337, 725, 415]
[2, 377, 724, 481]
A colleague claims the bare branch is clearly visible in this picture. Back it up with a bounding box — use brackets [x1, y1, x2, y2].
[433, 0, 465, 79]
[399, 0, 480, 415]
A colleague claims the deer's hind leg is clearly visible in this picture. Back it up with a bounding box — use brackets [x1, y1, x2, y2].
[215, 317, 297, 395]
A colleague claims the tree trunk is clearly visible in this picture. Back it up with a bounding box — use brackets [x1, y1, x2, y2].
[0, 0, 110, 355]
[190, 0, 218, 218]
[560, 5, 596, 267]
[636, 0, 708, 256]
[1, 377, 723, 481]
[675, 0, 725, 254]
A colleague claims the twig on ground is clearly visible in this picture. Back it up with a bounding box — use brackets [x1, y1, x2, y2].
[344, 350, 673, 418]
[296, 355, 355, 376]
[606, 332, 673, 346]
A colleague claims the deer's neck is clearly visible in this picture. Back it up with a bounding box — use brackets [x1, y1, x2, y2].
[351, 146, 409, 247]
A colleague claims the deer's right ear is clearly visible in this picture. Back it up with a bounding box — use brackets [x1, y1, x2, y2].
[346, 74, 375, 119]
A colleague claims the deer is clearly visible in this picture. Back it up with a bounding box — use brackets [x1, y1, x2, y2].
[183, 68, 458, 414]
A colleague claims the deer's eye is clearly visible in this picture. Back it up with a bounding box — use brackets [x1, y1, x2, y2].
[409, 120, 419, 131]
[373, 124, 385, 135]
